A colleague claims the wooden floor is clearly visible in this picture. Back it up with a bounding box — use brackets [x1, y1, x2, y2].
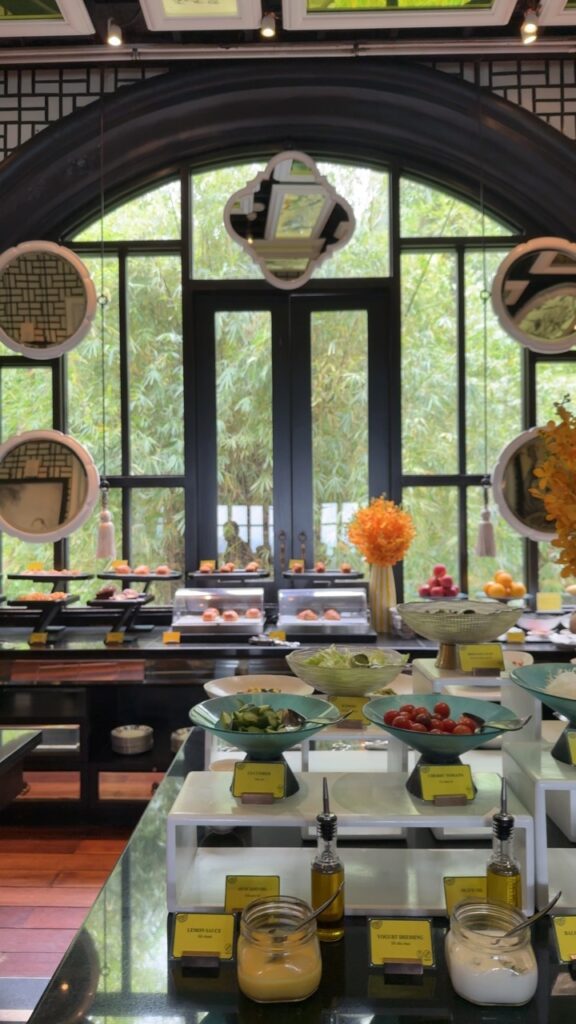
[0, 822, 131, 1023]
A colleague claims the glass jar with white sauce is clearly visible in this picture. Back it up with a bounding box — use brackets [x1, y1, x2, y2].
[237, 895, 322, 1003]
[445, 901, 538, 1006]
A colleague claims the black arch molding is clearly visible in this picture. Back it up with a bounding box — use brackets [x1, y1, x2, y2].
[1, 60, 575, 243]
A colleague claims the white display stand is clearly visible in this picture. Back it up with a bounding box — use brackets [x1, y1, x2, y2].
[166, 770, 535, 916]
[503, 739, 576, 910]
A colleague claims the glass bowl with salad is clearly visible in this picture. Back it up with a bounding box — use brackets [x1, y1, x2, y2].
[285, 645, 408, 696]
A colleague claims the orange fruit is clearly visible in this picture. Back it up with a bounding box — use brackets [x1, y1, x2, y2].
[485, 581, 506, 598]
[482, 582, 492, 595]
[494, 571, 513, 587]
[509, 581, 526, 598]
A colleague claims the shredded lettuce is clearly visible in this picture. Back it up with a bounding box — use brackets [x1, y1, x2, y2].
[302, 645, 404, 669]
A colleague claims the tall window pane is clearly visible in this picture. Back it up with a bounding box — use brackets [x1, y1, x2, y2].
[1, 367, 52, 438]
[216, 311, 273, 569]
[192, 164, 262, 280]
[467, 486, 524, 599]
[536, 363, 576, 421]
[315, 164, 389, 278]
[465, 249, 521, 474]
[402, 251, 458, 474]
[127, 256, 183, 475]
[68, 256, 121, 476]
[402, 486, 459, 599]
[311, 309, 368, 569]
[131, 487, 185, 603]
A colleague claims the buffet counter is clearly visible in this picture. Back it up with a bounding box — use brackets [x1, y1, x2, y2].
[27, 729, 576, 1024]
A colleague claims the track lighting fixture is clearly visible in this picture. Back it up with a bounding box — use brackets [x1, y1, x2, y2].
[521, 6, 539, 44]
[260, 12, 276, 39]
[106, 18, 123, 47]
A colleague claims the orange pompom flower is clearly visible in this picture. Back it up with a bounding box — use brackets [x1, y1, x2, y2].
[347, 496, 415, 568]
[530, 397, 576, 578]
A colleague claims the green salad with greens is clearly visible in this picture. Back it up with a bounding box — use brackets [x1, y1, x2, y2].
[302, 646, 405, 669]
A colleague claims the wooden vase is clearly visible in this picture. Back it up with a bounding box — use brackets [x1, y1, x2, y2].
[369, 564, 397, 635]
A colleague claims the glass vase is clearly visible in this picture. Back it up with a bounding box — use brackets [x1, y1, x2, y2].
[369, 563, 396, 634]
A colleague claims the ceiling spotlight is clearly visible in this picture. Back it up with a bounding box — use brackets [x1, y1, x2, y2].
[106, 18, 123, 47]
[521, 9, 539, 44]
[260, 12, 276, 39]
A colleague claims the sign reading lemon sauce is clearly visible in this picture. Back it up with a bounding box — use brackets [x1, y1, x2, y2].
[368, 918, 434, 967]
[331, 696, 369, 726]
[172, 912, 235, 960]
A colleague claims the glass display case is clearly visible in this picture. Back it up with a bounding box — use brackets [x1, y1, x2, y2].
[277, 588, 370, 635]
[171, 587, 264, 634]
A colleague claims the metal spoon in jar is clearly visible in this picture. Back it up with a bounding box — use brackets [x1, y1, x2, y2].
[269, 881, 345, 944]
[493, 891, 562, 942]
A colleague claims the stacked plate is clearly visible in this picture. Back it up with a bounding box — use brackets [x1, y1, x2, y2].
[110, 724, 153, 755]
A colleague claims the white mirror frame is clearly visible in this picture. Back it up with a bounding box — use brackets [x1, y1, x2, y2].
[0, 430, 100, 543]
[0, 241, 97, 360]
[491, 236, 576, 355]
[223, 150, 356, 290]
[492, 426, 556, 543]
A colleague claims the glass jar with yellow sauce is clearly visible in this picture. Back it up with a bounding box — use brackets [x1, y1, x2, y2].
[445, 901, 538, 1006]
[237, 895, 322, 1003]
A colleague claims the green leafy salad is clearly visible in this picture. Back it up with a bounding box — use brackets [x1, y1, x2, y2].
[302, 646, 398, 669]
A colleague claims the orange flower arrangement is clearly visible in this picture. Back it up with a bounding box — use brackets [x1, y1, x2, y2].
[347, 495, 415, 568]
[530, 398, 576, 578]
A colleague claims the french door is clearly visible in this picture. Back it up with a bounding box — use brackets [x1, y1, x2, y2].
[190, 286, 395, 582]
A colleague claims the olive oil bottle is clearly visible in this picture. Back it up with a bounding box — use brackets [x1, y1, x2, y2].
[311, 777, 345, 942]
[486, 778, 522, 909]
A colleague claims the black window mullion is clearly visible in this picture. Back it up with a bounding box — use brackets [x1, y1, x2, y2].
[287, 296, 313, 566]
[457, 246, 468, 592]
[271, 296, 293, 576]
[182, 168, 198, 575]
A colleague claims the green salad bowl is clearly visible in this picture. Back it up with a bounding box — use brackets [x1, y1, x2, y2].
[286, 645, 408, 696]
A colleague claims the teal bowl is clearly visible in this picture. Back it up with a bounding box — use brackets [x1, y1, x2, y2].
[509, 663, 576, 724]
[189, 692, 342, 760]
[362, 694, 520, 759]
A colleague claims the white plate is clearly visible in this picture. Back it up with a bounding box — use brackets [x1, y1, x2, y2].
[203, 674, 314, 698]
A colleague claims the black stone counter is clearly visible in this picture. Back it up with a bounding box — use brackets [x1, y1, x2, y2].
[27, 730, 576, 1024]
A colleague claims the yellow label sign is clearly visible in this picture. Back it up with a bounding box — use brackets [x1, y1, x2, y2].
[26, 562, 44, 572]
[536, 591, 563, 613]
[419, 765, 474, 802]
[369, 918, 434, 967]
[111, 560, 128, 569]
[289, 559, 305, 571]
[268, 630, 286, 641]
[232, 761, 286, 799]
[29, 632, 48, 646]
[443, 876, 487, 915]
[457, 644, 504, 672]
[105, 631, 126, 645]
[172, 912, 235, 960]
[163, 630, 181, 644]
[331, 696, 369, 725]
[567, 732, 576, 766]
[225, 875, 280, 913]
[553, 916, 576, 963]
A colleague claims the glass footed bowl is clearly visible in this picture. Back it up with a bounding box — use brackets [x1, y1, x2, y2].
[285, 646, 408, 696]
[189, 692, 342, 760]
[397, 600, 522, 643]
[362, 694, 521, 797]
[509, 662, 576, 763]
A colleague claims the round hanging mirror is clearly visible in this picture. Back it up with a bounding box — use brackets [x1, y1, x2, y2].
[0, 241, 97, 359]
[492, 237, 576, 354]
[0, 430, 100, 543]
[491, 427, 556, 542]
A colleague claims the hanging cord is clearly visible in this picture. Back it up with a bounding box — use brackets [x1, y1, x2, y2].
[475, 166, 496, 557]
[95, 102, 116, 559]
